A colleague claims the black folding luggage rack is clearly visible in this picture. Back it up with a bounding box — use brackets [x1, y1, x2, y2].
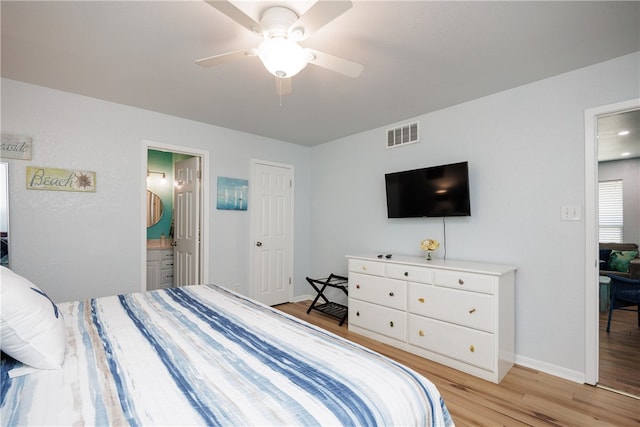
[305, 273, 349, 326]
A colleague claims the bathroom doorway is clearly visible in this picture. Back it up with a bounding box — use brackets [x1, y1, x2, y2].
[141, 141, 210, 291]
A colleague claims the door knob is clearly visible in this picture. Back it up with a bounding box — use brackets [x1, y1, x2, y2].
[256, 241, 262, 247]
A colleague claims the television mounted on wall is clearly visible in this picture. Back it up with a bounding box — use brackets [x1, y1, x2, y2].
[385, 161, 471, 218]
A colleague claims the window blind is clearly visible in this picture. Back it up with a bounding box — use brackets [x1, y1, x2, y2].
[598, 179, 623, 243]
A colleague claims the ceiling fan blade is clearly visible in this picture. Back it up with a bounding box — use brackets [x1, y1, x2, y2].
[307, 50, 364, 78]
[195, 49, 256, 68]
[275, 78, 292, 96]
[205, 1, 266, 36]
[291, 0, 352, 40]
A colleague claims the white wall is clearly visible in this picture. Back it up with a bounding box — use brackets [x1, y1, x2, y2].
[1, 78, 311, 303]
[599, 158, 640, 244]
[308, 52, 640, 380]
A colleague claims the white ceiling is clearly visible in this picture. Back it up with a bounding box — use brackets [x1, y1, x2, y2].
[1, 1, 639, 147]
[598, 109, 640, 162]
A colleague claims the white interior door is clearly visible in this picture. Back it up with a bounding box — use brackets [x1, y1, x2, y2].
[250, 160, 293, 306]
[174, 156, 200, 286]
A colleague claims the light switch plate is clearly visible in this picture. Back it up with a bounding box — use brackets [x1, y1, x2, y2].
[561, 205, 582, 221]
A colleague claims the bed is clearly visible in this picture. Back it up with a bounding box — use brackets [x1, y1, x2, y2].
[1, 268, 453, 426]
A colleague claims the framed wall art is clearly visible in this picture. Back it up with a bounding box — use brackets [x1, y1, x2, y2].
[1, 133, 32, 160]
[216, 177, 248, 210]
[26, 166, 96, 192]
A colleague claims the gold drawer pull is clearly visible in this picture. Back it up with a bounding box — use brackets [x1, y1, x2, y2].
[469, 308, 476, 314]
[469, 345, 475, 353]
[389, 292, 394, 297]
[458, 278, 465, 285]
[419, 330, 424, 337]
[418, 297, 425, 303]
[389, 321, 394, 327]
[362, 266, 367, 271]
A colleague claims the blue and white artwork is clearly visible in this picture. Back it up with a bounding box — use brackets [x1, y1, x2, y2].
[217, 177, 248, 210]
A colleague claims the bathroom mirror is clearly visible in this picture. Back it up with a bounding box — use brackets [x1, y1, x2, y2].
[147, 190, 164, 227]
[1, 162, 9, 268]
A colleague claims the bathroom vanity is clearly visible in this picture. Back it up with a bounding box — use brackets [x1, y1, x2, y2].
[147, 243, 174, 290]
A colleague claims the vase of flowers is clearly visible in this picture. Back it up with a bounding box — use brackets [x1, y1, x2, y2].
[420, 238, 440, 260]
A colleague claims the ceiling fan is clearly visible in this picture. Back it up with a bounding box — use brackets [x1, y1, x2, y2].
[195, 0, 364, 95]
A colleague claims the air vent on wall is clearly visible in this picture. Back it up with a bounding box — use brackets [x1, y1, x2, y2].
[386, 122, 419, 148]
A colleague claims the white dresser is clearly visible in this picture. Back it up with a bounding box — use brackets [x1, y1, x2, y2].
[347, 254, 516, 383]
[147, 248, 175, 290]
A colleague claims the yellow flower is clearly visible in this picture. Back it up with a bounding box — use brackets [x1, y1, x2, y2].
[420, 239, 440, 251]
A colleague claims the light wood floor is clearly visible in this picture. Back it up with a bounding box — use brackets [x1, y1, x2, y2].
[599, 308, 640, 397]
[276, 301, 640, 427]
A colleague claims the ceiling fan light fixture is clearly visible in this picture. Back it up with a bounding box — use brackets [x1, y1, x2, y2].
[258, 37, 309, 78]
[289, 27, 305, 41]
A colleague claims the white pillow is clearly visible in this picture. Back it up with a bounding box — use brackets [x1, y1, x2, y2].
[0, 266, 66, 369]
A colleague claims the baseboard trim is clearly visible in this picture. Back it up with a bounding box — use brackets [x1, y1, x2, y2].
[291, 294, 314, 303]
[515, 354, 585, 384]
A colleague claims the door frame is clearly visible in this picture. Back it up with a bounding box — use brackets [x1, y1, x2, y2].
[248, 158, 294, 303]
[584, 98, 640, 385]
[141, 140, 210, 291]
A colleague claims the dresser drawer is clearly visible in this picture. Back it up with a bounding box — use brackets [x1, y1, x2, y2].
[161, 269, 174, 285]
[434, 270, 495, 294]
[408, 283, 494, 332]
[161, 249, 174, 260]
[161, 259, 174, 270]
[408, 315, 494, 371]
[349, 299, 406, 342]
[349, 272, 406, 310]
[348, 259, 385, 276]
[386, 264, 433, 284]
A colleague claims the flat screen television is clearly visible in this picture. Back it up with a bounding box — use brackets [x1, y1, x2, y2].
[385, 161, 471, 218]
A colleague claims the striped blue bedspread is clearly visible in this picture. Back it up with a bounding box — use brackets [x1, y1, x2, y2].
[2, 285, 453, 426]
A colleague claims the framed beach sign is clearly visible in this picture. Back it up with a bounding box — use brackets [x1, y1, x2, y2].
[216, 177, 248, 210]
[26, 166, 96, 192]
[1, 133, 32, 160]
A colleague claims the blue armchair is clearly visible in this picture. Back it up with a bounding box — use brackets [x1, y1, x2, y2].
[606, 274, 640, 332]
